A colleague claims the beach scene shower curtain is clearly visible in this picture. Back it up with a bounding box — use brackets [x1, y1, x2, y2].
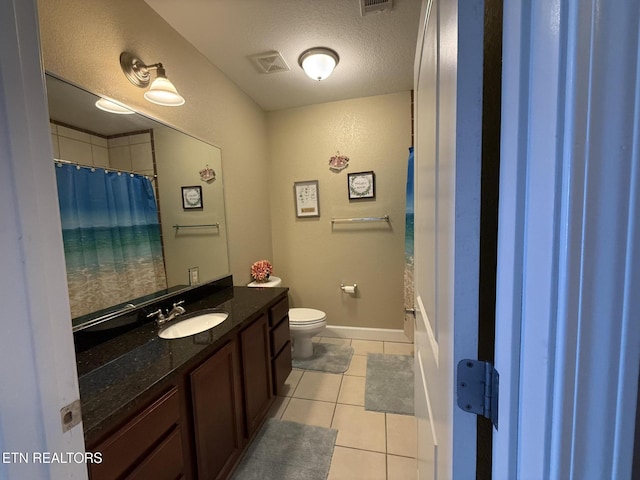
[55, 164, 167, 318]
[405, 147, 415, 339]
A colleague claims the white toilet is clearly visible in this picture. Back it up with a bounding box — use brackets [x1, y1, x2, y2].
[247, 276, 327, 359]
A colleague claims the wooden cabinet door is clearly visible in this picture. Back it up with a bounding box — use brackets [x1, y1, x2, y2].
[190, 341, 243, 480]
[240, 313, 272, 437]
[89, 387, 183, 480]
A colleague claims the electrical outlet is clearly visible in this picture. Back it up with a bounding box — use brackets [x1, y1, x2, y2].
[189, 267, 199, 285]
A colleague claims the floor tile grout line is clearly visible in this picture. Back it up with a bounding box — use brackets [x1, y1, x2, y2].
[332, 444, 386, 454]
[385, 420, 389, 480]
[384, 412, 388, 466]
[289, 369, 306, 398]
[385, 412, 388, 455]
[331, 444, 417, 459]
[285, 396, 340, 406]
[329, 373, 343, 429]
[387, 453, 418, 460]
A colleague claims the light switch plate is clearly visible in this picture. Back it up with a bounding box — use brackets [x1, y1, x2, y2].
[189, 267, 199, 285]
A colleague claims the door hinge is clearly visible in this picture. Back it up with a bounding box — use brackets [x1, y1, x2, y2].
[456, 359, 499, 429]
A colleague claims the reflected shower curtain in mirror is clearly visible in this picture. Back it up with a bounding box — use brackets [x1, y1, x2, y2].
[55, 164, 167, 318]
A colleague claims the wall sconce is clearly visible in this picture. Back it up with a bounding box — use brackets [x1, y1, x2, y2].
[298, 47, 340, 81]
[119, 52, 185, 106]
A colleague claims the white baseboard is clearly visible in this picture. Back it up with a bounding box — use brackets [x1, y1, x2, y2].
[322, 325, 413, 343]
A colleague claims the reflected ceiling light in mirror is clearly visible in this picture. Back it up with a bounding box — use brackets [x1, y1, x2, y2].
[298, 47, 340, 81]
[95, 97, 135, 115]
[119, 52, 185, 106]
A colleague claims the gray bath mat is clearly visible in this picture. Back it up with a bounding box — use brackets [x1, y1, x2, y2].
[232, 418, 337, 480]
[292, 343, 353, 373]
[365, 353, 414, 415]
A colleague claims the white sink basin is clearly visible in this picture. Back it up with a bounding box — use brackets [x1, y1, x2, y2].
[158, 310, 229, 339]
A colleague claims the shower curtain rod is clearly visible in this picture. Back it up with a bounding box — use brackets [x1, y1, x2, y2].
[53, 158, 157, 180]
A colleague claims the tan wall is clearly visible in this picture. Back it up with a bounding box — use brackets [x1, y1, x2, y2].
[37, 0, 272, 284]
[267, 92, 411, 329]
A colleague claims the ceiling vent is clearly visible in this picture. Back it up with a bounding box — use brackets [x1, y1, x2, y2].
[250, 51, 290, 74]
[360, 0, 394, 15]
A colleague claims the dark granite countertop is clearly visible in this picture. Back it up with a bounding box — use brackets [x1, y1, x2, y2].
[76, 284, 287, 446]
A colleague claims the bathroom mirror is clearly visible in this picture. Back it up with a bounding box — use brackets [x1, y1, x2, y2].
[45, 74, 230, 328]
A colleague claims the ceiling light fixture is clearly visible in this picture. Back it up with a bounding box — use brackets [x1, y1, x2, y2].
[95, 97, 135, 115]
[119, 52, 185, 106]
[298, 47, 340, 81]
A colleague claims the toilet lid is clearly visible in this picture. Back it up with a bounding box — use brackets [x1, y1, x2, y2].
[289, 308, 326, 325]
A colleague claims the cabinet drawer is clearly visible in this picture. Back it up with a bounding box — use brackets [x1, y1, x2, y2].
[90, 387, 180, 480]
[272, 341, 292, 396]
[127, 426, 184, 480]
[269, 297, 289, 327]
[270, 317, 290, 356]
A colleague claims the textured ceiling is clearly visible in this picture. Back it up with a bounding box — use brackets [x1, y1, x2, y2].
[144, 0, 422, 111]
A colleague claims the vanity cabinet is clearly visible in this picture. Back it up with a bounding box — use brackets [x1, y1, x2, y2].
[88, 387, 184, 480]
[239, 313, 272, 437]
[269, 297, 292, 396]
[190, 340, 243, 480]
[82, 289, 292, 480]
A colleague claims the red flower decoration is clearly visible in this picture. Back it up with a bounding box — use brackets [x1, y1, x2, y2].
[251, 260, 273, 282]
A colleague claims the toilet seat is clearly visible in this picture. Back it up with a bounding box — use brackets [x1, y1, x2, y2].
[289, 308, 326, 326]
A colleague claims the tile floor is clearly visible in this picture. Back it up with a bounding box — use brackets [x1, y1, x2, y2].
[266, 336, 417, 480]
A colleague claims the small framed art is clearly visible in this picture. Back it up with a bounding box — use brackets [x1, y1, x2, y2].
[294, 180, 320, 217]
[182, 185, 203, 209]
[347, 171, 375, 199]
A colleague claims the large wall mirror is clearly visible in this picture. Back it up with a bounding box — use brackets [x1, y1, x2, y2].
[46, 74, 230, 329]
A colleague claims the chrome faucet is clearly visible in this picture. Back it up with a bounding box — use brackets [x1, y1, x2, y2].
[147, 300, 186, 326]
[167, 300, 186, 319]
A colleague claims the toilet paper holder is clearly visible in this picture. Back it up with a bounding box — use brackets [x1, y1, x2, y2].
[340, 283, 357, 294]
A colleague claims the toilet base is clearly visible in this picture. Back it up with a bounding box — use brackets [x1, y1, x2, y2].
[292, 336, 315, 359]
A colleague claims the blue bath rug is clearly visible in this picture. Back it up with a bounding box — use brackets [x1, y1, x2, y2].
[365, 353, 414, 415]
[292, 343, 353, 373]
[231, 418, 337, 480]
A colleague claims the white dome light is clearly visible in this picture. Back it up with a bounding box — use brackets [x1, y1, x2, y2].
[298, 48, 340, 81]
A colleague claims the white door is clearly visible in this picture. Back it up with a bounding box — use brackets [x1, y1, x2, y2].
[413, 0, 486, 478]
[1, 1, 87, 479]
[493, 0, 640, 478]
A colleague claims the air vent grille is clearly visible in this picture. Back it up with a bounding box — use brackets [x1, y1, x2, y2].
[360, 0, 393, 15]
[250, 51, 290, 74]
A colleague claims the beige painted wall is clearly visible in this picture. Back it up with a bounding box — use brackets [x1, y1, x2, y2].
[267, 92, 411, 329]
[38, 0, 272, 283]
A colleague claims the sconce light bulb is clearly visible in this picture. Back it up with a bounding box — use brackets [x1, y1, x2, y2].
[144, 76, 185, 106]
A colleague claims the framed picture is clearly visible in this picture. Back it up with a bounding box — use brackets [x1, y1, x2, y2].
[347, 171, 375, 199]
[294, 180, 320, 217]
[182, 185, 203, 209]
